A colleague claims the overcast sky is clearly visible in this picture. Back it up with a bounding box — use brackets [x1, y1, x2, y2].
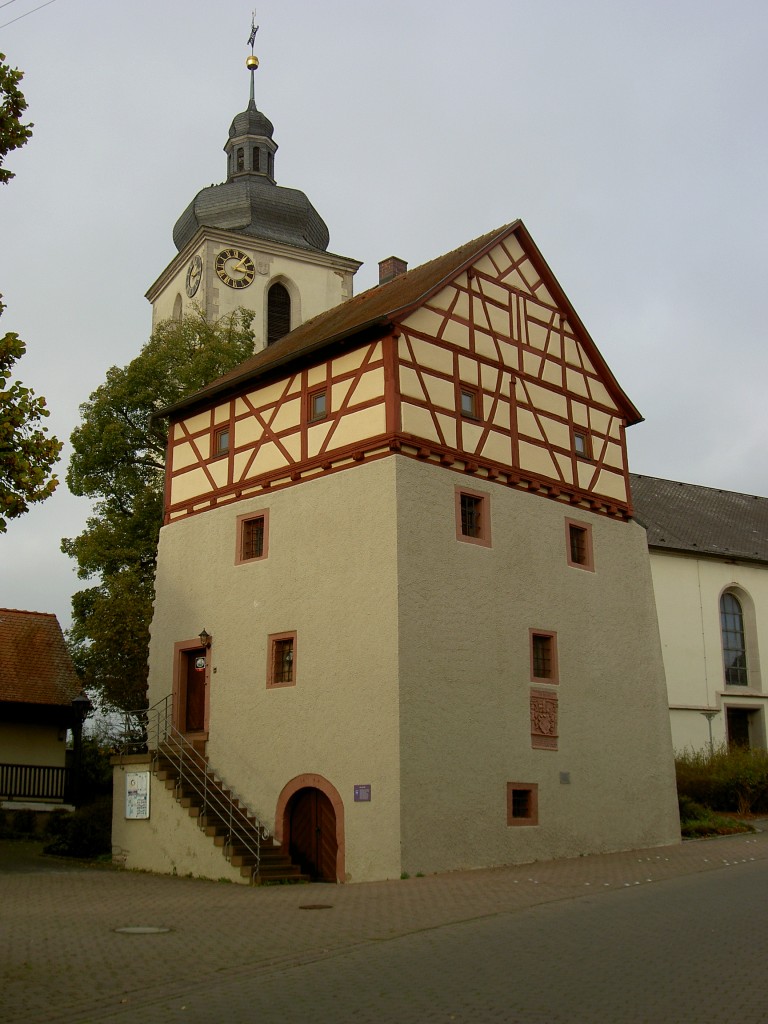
[1, 0, 766, 629]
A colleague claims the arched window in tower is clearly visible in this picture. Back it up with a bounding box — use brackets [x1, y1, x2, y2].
[172, 293, 183, 321]
[236, 147, 245, 172]
[721, 592, 748, 686]
[268, 152, 274, 178]
[267, 283, 291, 345]
[253, 146, 260, 171]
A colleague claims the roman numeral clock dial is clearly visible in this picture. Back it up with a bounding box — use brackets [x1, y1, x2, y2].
[215, 248, 256, 289]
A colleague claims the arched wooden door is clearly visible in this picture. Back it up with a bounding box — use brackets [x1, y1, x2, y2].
[288, 787, 338, 881]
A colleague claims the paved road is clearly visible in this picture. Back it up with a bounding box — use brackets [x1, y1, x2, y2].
[2, 831, 766, 1023]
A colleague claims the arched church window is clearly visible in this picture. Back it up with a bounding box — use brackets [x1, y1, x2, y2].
[267, 283, 291, 345]
[172, 293, 183, 321]
[236, 147, 245, 172]
[721, 592, 748, 686]
[253, 147, 260, 172]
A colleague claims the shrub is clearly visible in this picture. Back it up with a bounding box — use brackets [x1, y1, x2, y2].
[43, 796, 112, 859]
[676, 744, 768, 815]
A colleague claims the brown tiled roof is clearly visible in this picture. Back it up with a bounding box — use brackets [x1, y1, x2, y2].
[162, 220, 640, 424]
[0, 609, 82, 706]
[630, 474, 768, 564]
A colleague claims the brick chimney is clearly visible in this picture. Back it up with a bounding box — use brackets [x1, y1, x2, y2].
[378, 256, 408, 285]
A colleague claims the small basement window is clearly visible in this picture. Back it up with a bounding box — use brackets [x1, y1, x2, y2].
[507, 783, 538, 826]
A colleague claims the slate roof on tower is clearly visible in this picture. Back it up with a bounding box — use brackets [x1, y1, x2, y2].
[161, 219, 642, 425]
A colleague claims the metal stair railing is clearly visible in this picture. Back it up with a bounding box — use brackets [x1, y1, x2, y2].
[118, 695, 271, 883]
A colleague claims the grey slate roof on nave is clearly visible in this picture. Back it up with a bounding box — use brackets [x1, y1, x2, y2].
[630, 473, 768, 564]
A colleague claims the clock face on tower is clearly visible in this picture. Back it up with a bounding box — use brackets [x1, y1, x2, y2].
[215, 248, 255, 289]
[185, 255, 202, 297]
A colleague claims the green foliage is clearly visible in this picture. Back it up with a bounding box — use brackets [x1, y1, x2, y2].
[0, 52, 33, 185]
[0, 807, 38, 838]
[63, 310, 255, 712]
[0, 305, 62, 532]
[43, 796, 113, 859]
[676, 744, 768, 816]
[677, 795, 751, 838]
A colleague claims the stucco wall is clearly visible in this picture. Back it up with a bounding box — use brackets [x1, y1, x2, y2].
[111, 757, 245, 883]
[0, 722, 66, 767]
[148, 458, 402, 882]
[649, 550, 768, 751]
[395, 457, 679, 873]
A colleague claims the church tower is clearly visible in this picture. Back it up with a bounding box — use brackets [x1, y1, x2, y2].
[145, 35, 361, 350]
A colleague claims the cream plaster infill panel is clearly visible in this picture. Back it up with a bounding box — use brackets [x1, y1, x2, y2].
[323, 404, 386, 451]
[213, 404, 230, 426]
[307, 419, 334, 458]
[577, 459, 596, 492]
[541, 417, 571, 451]
[477, 278, 510, 309]
[405, 306, 447, 341]
[487, 302, 512, 340]
[522, 350, 543, 379]
[423, 373, 456, 412]
[566, 367, 591, 399]
[572, 402, 589, 427]
[517, 407, 545, 442]
[474, 330, 499, 363]
[489, 240, 513, 274]
[399, 366, 427, 402]
[344, 366, 385, 408]
[452, 282, 470, 320]
[458, 354, 479, 385]
[435, 412, 457, 448]
[589, 409, 612, 435]
[236, 441, 291, 479]
[331, 377, 354, 410]
[208, 458, 229, 489]
[563, 337, 585, 368]
[534, 283, 555, 306]
[427, 285, 458, 313]
[268, 395, 302, 435]
[600, 441, 625, 470]
[480, 430, 512, 466]
[481, 363, 504, 391]
[331, 343, 380, 379]
[523, 381, 568, 419]
[594, 468, 628, 503]
[460, 420, 483, 454]
[179, 410, 211, 438]
[527, 320, 552, 352]
[235, 416, 264, 446]
[503, 234, 525, 262]
[307, 363, 328, 387]
[492, 399, 511, 429]
[172, 442, 199, 472]
[408, 337, 454, 376]
[473, 254, 499, 278]
[518, 439, 559, 480]
[171, 466, 212, 505]
[439, 316, 470, 350]
[554, 451, 576, 485]
[542, 359, 564, 389]
[588, 378, 615, 409]
[508, 266, 534, 296]
[401, 402, 441, 446]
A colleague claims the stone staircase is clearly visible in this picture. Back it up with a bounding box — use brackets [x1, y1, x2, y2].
[154, 739, 308, 884]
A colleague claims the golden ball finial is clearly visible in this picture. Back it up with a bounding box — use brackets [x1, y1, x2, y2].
[246, 55, 259, 71]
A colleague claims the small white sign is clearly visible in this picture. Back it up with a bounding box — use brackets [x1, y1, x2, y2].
[125, 771, 150, 820]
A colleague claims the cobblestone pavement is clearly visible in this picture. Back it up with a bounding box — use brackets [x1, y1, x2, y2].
[2, 828, 767, 1023]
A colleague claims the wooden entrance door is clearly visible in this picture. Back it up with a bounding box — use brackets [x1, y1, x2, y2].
[288, 788, 337, 881]
[182, 648, 207, 732]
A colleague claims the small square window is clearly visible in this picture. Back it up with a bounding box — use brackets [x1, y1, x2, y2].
[530, 630, 558, 684]
[507, 782, 538, 826]
[309, 388, 328, 422]
[460, 387, 479, 419]
[213, 425, 230, 457]
[235, 509, 269, 564]
[565, 519, 594, 571]
[455, 488, 491, 547]
[267, 631, 296, 688]
[573, 431, 591, 459]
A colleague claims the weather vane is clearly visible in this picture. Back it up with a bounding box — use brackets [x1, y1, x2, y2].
[246, 11, 259, 101]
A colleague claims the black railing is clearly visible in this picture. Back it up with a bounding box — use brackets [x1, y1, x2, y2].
[0, 763, 69, 802]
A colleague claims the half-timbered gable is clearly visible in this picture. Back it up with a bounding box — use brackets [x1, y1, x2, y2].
[161, 221, 638, 525]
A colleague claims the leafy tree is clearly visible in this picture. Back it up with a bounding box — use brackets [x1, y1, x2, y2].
[0, 51, 33, 184]
[0, 55, 61, 530]
[0, 319, 62, 530]
[63, 309, 255, 712]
